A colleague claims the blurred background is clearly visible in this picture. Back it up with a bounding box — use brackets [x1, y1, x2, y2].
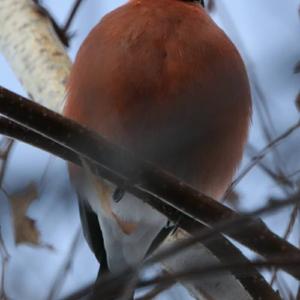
[0, 0, 300, 299]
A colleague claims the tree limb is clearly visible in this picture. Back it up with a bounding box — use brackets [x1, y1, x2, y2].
[0, 86, 299, 288]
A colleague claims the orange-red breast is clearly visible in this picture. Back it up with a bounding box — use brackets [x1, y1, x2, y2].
[64, 0, 251, 274]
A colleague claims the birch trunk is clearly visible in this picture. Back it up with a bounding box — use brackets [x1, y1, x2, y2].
[0, 0, 71, 112]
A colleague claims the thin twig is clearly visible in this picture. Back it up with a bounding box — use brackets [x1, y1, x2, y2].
[270, 204, 299, 286]
[0, 138, 14, 186]
[245, 143, 293, 189]
[246, 141, 300, 288]
[63, 0, 85, 33]
[253, 93, 287, 179]
[83, 256, 298, 300]
[136, 257, 300, 292]
[287, 169, 300, 180]
[34, 0, 85, 47]
[226, 120, 300, 197]
[135, 282, 174, 300]
[275, 274, 294, 300]
[38, 155, 53, 194]
[0, 228, 9, 300]
[0, 139, 13, 300]
[271, 275, 287, 300]
[47, 228, 82, 300]
[215, 0, 289, 187]
[136, 270, 174, 300]
[33, 0, 70, 47]
[64, 190, 300, 300]
[246, 141, 299, 287]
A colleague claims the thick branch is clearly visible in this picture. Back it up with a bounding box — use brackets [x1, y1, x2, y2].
[0, 119, 273, 299]
[0, 87, 299, 285]
[0, 99, 276, 297]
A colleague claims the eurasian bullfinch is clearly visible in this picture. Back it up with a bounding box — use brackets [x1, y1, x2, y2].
[64, 0, 251, 275]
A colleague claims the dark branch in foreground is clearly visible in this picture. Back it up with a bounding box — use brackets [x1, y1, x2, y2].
[137, 257, 300, 293]
[0, 90, 278, 299]
[0, 87, 299, 285]
[68, 254, 297, 300]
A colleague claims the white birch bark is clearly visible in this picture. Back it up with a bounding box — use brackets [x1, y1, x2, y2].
[0, 0, 71, 113]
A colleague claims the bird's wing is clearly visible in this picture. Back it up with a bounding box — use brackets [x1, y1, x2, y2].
[78, 190, 173, 273]
[77, 194, 109, 273]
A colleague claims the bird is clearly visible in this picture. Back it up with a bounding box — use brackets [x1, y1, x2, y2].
[64, 0, 251, 279]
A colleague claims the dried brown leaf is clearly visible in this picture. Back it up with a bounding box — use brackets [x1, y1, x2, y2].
[10, 183, 40, 246]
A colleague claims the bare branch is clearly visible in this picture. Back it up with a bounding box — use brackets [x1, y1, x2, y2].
[0, 86, 299, 283]
[0, 138, 14, 186]
[47, 228, 82, 300]
[33, 0, 70, 47]
[214, 0, 294, 199]
[245, 143, 293, 189]
[0, 228, 9, 300]
[136, 257, 300, 291]
[136, 271, 173, 300]
[270, 205, 299, 286]
[226, 120, 300, 197]
[63, 0, 85, 34]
